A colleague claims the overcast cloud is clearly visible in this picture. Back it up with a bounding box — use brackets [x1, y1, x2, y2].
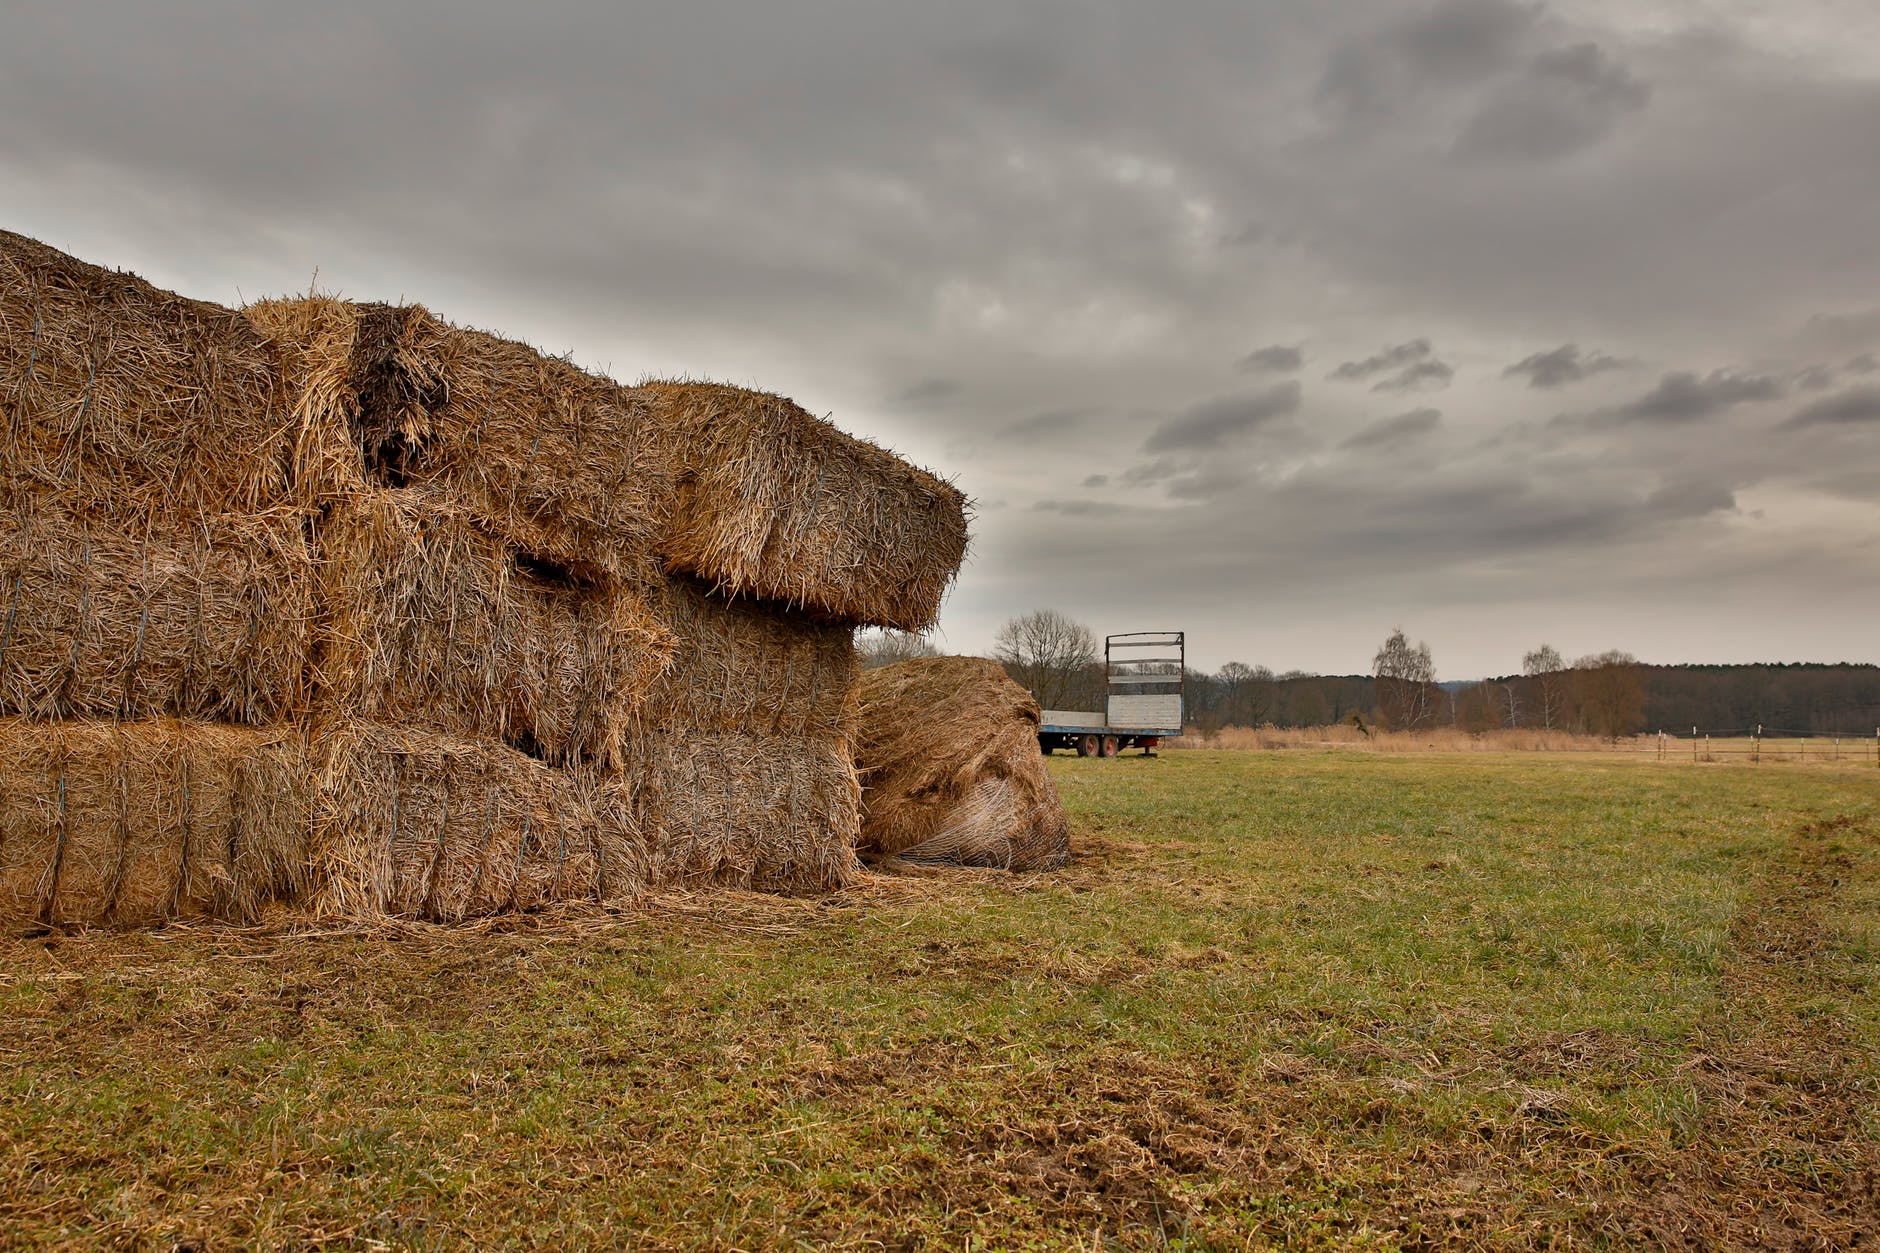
[4, 0, 1878, 675]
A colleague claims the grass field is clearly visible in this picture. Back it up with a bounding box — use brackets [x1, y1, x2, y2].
[3, 751, 1876, 1249]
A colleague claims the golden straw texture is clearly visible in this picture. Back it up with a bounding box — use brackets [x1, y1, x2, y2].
[0, 718, 313, 932]
[247, 298, 676, 583]
[1, 230, 294, 514]
[854, 656, 1070, 870]
[314, 489, 675, 768]
[309, 723, 646, 923]
[625, 731, 862, 894]
[637, 382, 968, 631]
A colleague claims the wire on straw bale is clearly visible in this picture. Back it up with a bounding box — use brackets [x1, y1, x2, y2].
[626, 731, 861, 894]
[634, 382, 969, 631]
[0, 487, 314, 724]
[246, 297, 675, 583]
[0, 718, 313, 931]
[311, 723, 644, 923]
[1, 230, 293, 515]
[854, 656, 1070, 871]
[315, 489, 675, 768]
[631, 574, 858, 741]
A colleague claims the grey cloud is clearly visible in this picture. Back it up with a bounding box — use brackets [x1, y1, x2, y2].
[890, 377, 962, 408]
[1848, 353, 1877, 375]
[1080, 473, 1110, 488]
[1646, 478, 1736, 518]
[1455, 42, 1651, 163]
[1030, 498, 1114, 516]
[1330, 339, 1432, 381]
[1372, 359, 1454, 393]
[1341, 407, 1442, 449]
[1801, 309, 1880, 357]
[1785, 386, 1880, 428]
[1009, 407, 1094, 440]
[1607, 370, 1784, 424]
[1318, 0, 1537, 122]
[1503, 344, 1628, 389]
[1240, 344, 1303, 374]
[1141, 383, 1302, 454]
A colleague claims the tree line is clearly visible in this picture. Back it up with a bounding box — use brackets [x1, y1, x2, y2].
[860, 614, 1880, 738]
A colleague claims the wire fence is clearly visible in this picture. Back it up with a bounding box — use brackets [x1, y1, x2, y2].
[1648, 726, 1880, 765]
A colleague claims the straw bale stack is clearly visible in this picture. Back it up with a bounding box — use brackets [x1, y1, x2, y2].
[246, 297, 675, 583]
[632, 575, 858, 741]
[313, 488, 674, 768]
[636, 382, 967, 632]
[307, 724, 646, 923]
[624, 732, 861, 893]
[0, 489, 313, 724]
[0, 230, 293, 514]
[854, 657, 1070, 871]
[0, 719, 312, 931]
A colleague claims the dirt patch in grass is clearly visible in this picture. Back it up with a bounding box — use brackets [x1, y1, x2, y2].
[1612, 813, 1880, 1249]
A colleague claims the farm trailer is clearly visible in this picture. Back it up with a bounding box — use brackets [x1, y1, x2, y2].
[1039, 631, 1184, 757]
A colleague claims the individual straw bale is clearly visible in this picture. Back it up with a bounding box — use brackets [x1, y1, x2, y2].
[626, 732, 861, 894]
[0, 488, 314, 724]
[311, 724, 644, 923]
[0, 230, 293, 515]
[632, 574, 858, 740]
[314, 489, 674, 767]
[246, 297, 675, 583]
[635, 381, 968, 631]
[854, 656, 1070, 871]
[0, 718, 312, 932]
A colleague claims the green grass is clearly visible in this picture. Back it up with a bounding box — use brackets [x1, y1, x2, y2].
[3, 751, 1876, 1249]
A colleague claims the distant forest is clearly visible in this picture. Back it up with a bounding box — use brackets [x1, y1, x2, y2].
[1182, 663, 1880, 737]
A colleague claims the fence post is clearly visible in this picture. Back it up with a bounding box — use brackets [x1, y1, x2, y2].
[1692, 727, 1698, 763]
[1658, 730, 1665, 761]
[1754, 725, 1761, 763]
[1705, 732, 1711, 762]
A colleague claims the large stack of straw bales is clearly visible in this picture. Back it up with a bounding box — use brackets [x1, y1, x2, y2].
[0, 230, 966, 930]
[854, 657, 1070, 871]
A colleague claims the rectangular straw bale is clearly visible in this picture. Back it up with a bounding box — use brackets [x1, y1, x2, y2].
[632, 574, 858, 741]
[311, 723, 644, 923]
[1, 230, 294, 515]
[247, 297, 675, 583]
[0, 718, 312, 931]
[315, 489, 674, 768]
[625, 731, 861, 894]
[0, 487, 314, 725]
[635, 381, 968, 631]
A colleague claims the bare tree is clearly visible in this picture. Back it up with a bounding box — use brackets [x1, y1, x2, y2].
[1523, 644, 1565, 730]
[1373, 628, 1437, 729]
[993, 609, 1099, 710]
[857, 628, 941, 669]
[1499, 682, 1521, 729]
[1573, 650, 1646, 739]
[1218, 661, 1276, 727]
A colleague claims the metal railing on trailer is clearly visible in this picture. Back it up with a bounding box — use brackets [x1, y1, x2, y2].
[1039, 631, 1185, 757]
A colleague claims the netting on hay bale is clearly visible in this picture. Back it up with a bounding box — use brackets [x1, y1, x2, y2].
[246, 297, 676, 585]
[630, 574, 859, 741]
[0, 719, 313, 931]
[854, 656, 1070, 871]
[1, 231, 295, 515]
[314, 489, 676, 769]
[622, 731, 862, 894]
[635, 382, 968, 632]
[309, 723, 646, 923]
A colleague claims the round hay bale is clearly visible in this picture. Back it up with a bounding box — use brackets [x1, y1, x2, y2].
[854, 656, 1070, 871]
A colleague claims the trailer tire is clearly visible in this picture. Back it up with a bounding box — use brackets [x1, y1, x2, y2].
[1100, 735, 1119, 758]
[1076, 734, 1099, 757]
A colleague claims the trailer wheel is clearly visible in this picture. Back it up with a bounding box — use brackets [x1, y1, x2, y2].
[1076, 734, 1099, 757]
[1100, 735, 1119, 758]
[1039, 739, 1052, 755]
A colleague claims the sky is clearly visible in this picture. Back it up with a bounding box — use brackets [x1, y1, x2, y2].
[4, 0, 1878, 677]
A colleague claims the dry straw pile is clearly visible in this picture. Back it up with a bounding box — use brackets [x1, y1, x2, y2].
[1, 231, 968, 931]
[853, 657, 1070, 871]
